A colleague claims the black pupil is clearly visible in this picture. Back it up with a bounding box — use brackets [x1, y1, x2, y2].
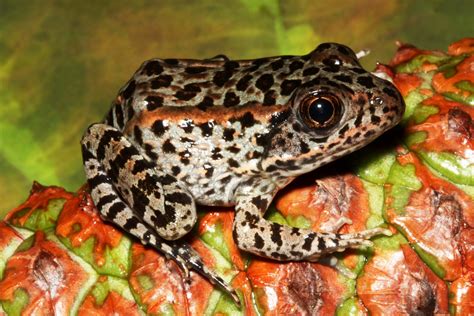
[308, 98, 335, 124]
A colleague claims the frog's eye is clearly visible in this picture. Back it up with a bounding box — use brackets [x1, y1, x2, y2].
[300, 93, 342, 129]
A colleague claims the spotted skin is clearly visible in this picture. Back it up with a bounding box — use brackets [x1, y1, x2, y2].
[81, 43, 405, 305]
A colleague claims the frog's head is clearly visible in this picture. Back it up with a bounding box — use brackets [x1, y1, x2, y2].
[261, 43, 405, 177]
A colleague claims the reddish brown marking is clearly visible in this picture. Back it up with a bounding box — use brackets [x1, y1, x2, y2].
[129, 103, 290, 129]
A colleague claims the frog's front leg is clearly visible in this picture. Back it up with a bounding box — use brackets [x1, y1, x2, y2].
[233, 188, 390, 261]
[82, 123, 197, 240]
[81, 124, 240, 304]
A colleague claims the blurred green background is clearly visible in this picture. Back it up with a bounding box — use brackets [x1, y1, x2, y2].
[1, 0, 473, 215]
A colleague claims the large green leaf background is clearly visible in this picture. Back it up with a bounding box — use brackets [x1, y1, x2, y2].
[1, 0, 473, 215]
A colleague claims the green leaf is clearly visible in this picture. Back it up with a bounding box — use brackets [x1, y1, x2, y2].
[417, 150, 474, 185]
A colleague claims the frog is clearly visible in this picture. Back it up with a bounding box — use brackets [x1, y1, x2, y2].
[81, 42, 405, 305]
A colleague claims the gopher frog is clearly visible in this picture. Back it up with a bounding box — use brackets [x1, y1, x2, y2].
[81, 43, 405, 304]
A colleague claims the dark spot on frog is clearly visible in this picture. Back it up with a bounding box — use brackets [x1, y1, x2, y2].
[383, 87, 399, 99]
[263, 90, 277, 105]
[270, 252, 289, 260]
[213, 69, 233, 87]
[228, 158, 239, 168]
[351, 67, 366, 74]
[127, 105, 135, 123]
[151, 75, 173, 89]
[357, 76, 376, 89]
[301, 234, 315, 251]
[198, 122, 213, 137]
[239, 112, 257, 130]
[302, 67, 320, 76]
[323, 65, 340, 73]
[122, 80, 136, 100]
[211, 147, 223, 160]
[108, 202, 127, 221]
[164, 58, 179, 65]
[175, 90, 197, 101]
[355, 95, 365, 106]
[365, 130, 376, 138]
[175, 83, 201, 101]
[343, 136, 353, 145]
[180, 136, 194, 144]
[255, 133, 269, 147]
[223, 91, 240, 107]
[224, 61, 240, 69]
[252, 58, 268, 68]
[323, 55, 342, 67]
[219, 175, 232, 185]
[96, 194, 116, 211]
[159, 174, 175, 185]
[336, 44, 352, 56]
[166, 192, 192, 206]
[204, 165, 214, 178]
[184, 83, 202, 92]
[151, 120, 167, 137]
[300, 141, 310, 154]
[171, 166, 181, 176]
[371, 115, 381, 124]
[315, 42, 331, 51]
[162, 139, 176, 153]
[179, 150, 191, 165]
[197, 96, 214, 111]
[281, 79, 301, 96]
[255, 73, 274, 92]
[334, 74, 353, 84]
[145, 96, 164, 111]
[96, 129, 122, 161]
[289, 250, 303, 257]
[289, 60, 304, 74]
[131, 159, 148, 174]
[144, 144, 158, 160]
[142, 60, 164, 76]
[181, 120, 194, 133]
[270, 225, 283, 246]
[236, 74, 253, 91]
[227, 145, 240, 154]
[253, 233, 264, 249]
[122, 216, 140, 231]
[223, 128, 235, 141]
[354, 110, 364, 127]
[270, 59, 284, 70]
[205, 188, 215, 196]
[251, 196, 268, 211]
[185, 66, 207, 74]
[338, 124, 349, 136]
[133, 126, 143, 144]
[114, 103, 124, 129]
[292, 122, 302, 132]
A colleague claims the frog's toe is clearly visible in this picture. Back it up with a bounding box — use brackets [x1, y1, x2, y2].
[351, 227, 392, 239]
[173, 242, 242, 307]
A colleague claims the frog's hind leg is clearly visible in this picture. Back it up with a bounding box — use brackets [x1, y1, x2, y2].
[81, 123, 240, 305]
[233, 191, 391, 262]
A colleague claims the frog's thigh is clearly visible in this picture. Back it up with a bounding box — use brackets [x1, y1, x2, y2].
[81, 123, 197, 240]
[233, 192, 388, 261]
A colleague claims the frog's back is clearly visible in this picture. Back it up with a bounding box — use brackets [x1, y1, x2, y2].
[104, 52, 325, 128]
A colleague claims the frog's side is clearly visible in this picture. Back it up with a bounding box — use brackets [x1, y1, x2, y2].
[81, 43, 404, 304]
